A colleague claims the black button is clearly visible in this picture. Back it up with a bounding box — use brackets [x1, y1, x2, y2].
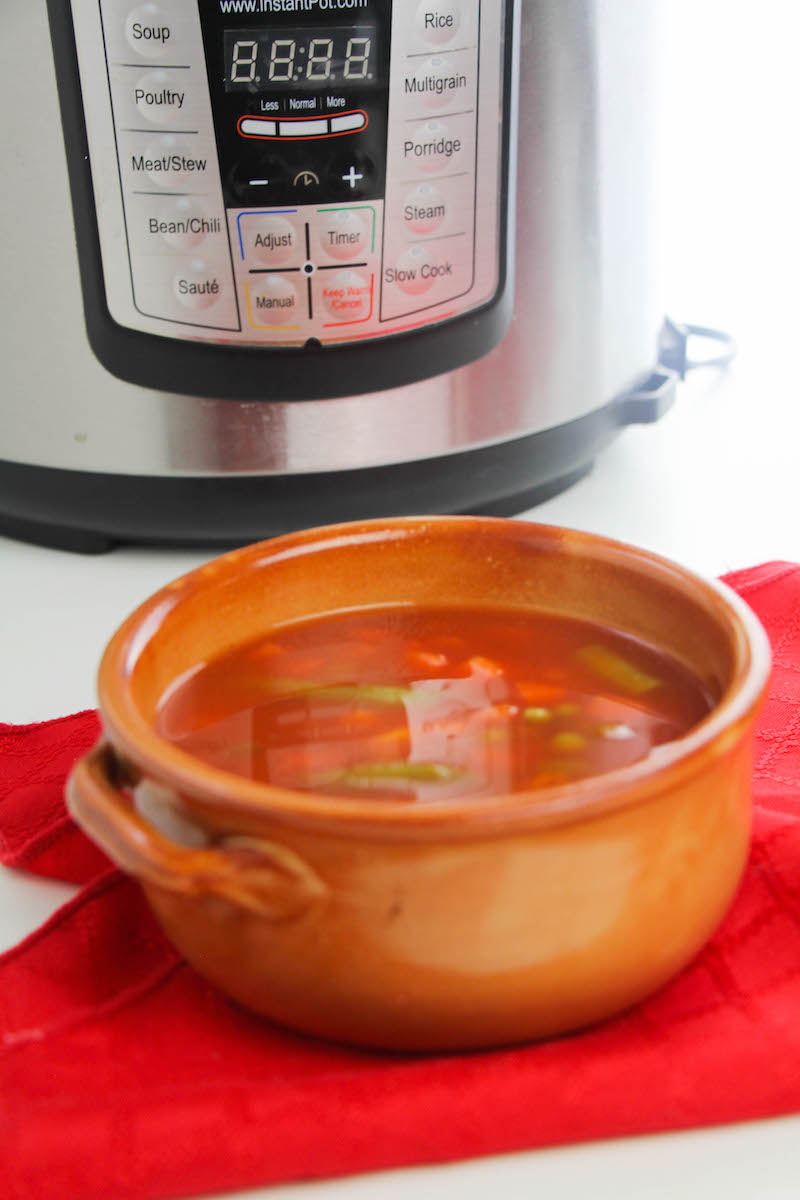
[291, 168, 322, 197]
[327, 151, 375, 200]
[228, 155, 287, 204]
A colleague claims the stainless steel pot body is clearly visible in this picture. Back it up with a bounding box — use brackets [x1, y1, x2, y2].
[1, 0, 664, 480]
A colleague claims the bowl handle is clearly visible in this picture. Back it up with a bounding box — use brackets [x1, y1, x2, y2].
[67, 742, 328, 921]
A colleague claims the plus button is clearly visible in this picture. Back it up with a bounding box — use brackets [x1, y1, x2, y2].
[341, 165, 364, 190]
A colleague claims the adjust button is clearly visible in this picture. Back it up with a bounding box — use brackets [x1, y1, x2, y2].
[124, 4, 176, 59]
[239, 214, 299, 266]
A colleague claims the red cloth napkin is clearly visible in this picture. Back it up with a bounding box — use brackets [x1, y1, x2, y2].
[2, 561, 800, 1200]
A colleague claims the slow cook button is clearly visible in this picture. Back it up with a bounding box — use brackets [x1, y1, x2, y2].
[384, 245, 450, 295]
[415, 0, 461, 45]
[317, 210, 368, 260]
[249, 275, 299, 325]
[124, 4, 176, 59]
[173, 260, 225, 310]
[403, 183, 446, 234]
[135, 70, 190, 124]
[320, 270, 371, 319]
[239, 214, 299, 266]
[404, 121, 462, 173]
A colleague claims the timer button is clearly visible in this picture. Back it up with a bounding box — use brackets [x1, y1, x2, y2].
[248, 275, 299, 326]
[240, 214, 299, 266]
[317, 210, 368, 261]
[135, 70, 190, 125]
[124, 4, 175, 59]
[320, 270, 372, 321]
[415, 1, 461, 45]
[173, 259, 225, 311]
[403, 183, 446, 234]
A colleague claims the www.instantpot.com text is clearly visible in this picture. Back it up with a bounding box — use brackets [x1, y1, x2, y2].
[219, 0, 368, 13]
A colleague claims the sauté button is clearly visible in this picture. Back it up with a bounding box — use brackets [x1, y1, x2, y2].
[415, 1, 461, 45]
[318, 210, 368, 260]
[249, 275, 298, 325]
[135, 70, 188, 124]
[173, 260, 224, 310]
[320, 270, 371, 320]
[403, 183, 446, 234]
[386, 245, 438, 295]
[242, 215, 299, 266]
[125, 4, 174, 59]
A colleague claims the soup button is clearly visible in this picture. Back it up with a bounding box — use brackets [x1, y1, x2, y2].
[320, 271, 372, 320]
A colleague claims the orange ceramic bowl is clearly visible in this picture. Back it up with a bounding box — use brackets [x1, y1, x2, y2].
[67, 518, 770, 1051]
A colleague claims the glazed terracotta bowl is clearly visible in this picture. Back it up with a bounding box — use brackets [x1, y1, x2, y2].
[67, 518, 770, 1052]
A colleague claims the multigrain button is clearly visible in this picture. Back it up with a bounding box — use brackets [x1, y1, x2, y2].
[320, 270, 372, 320]
[386, 245, 438, 295]
[135, 70, 188, 125]
[415, 0, 461, 45]
[124, 4, 174, 59]
[241, 214, 299, 265]
[173, 260, 224, 310]
[318, 210, 368, 260]
[249, 275, 298, 325]
[411, 56, 470, 110]
[403, 183, 446, 234]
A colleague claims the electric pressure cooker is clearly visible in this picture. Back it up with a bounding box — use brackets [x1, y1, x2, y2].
[0, 1, 705, 552]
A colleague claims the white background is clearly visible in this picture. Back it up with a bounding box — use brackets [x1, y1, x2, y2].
[2, 1, 800, 1196]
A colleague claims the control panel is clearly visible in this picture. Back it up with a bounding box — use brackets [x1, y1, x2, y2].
[68, 0, 510, 349]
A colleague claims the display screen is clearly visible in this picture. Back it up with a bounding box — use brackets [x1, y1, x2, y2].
[224, 27, 378, 90]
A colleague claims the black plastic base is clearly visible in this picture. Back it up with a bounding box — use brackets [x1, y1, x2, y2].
[0, 404, 620, 554]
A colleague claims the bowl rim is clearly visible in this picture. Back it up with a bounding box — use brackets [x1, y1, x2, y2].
[96, 516, 772, 839]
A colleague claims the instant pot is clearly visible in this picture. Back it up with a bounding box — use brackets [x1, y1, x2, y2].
[0, 1, 710, 551]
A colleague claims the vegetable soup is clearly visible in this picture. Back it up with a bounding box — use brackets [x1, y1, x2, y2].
[156, 606, 716, 801]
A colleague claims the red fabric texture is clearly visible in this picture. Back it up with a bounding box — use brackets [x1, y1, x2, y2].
[2, 561, 800, 1200]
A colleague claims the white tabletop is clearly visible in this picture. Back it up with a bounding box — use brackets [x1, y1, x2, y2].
[3, 1, 800, 1195]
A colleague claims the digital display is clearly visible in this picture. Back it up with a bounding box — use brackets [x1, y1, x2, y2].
[224, 27, 378, 90]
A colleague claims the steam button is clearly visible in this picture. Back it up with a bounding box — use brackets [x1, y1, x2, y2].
[403, 184, 446, 234]
[125, 4, 175, 59]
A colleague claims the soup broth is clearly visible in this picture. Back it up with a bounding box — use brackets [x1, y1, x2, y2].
[156, 606, 716, 802]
